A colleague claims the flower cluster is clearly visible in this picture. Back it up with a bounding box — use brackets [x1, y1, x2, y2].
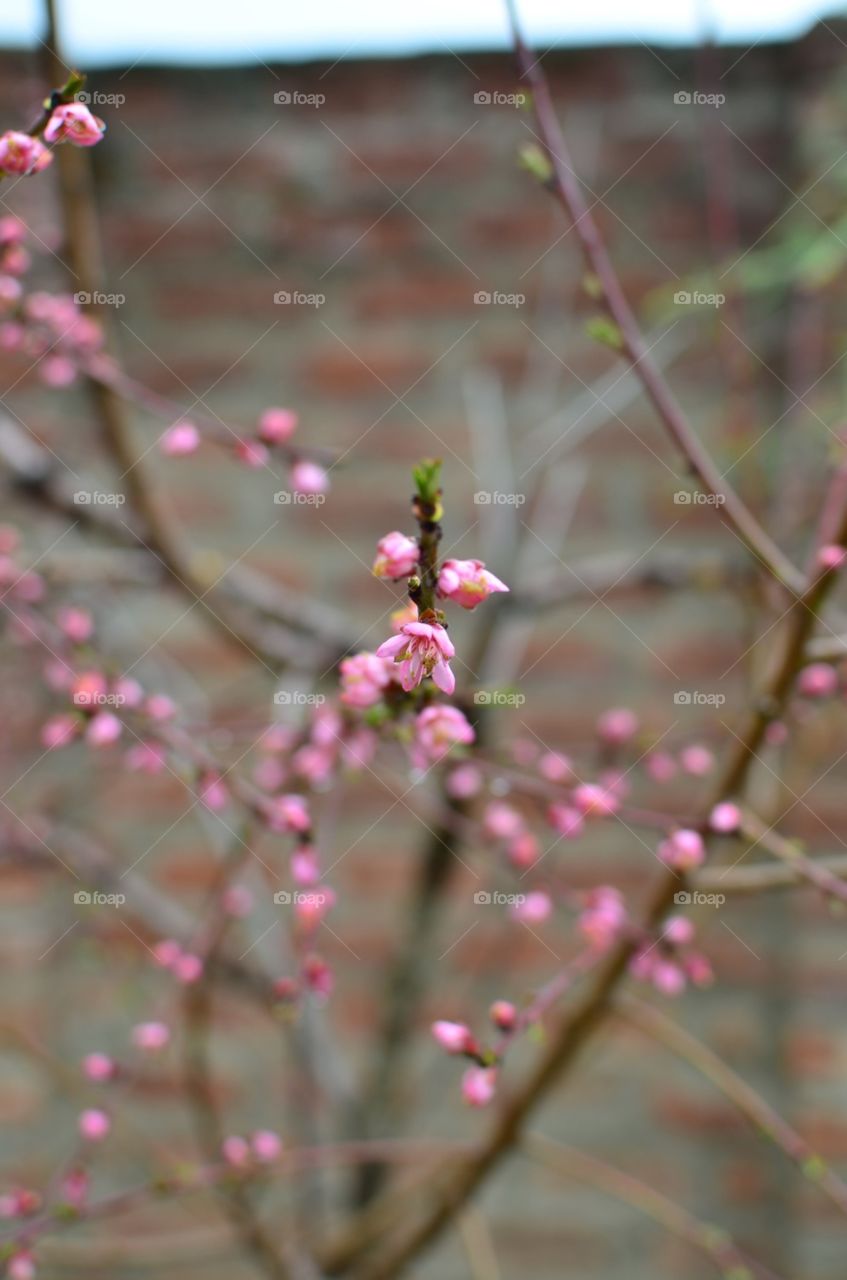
[0, 99, 104, 179]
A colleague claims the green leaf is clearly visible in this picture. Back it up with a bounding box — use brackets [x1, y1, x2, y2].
[519, 143, 553, 184]
[585, 316, 624, 350]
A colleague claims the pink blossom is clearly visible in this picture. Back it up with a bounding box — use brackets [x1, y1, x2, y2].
[85, 711, 122, 747]
[145, 693, 176, 721]
[83, 1052, 114, 1082]
[490, 1000, 517, 1031]
[251, 1129, 283, 1162]
[265, 793, 311, 834]
[41, 714, 78, 750]
[818, 543, 847, 570]
[153, 939, 182, 969]
[57, 607, 93, 643]
[372, 531, 420, 579]
[222, 1135, 250, 1167]
[431, 1020, 474, 1054]
[579, 887, 627, 952]
[302, 953, 334, 999]
[414, 705, 475, 763]
[645, 751, 677, 783]
[114, 677, 144, 708]
[437, 558, 509, 610]
[71, 670, 108, 709]
[60, 1168, 89, 1209]
[0, 131, 52, 176]
[222, 884, 253, 917]
[597, 707, 639, 744]
[573, 781, 619, 816]
[40, 354, 77, 387]
[339, 651, 392, 708]
[198, 772, 229, 811]
[44, 102, 106, 147]
[679, 745, 714, 776]
[79, 1108, 110, 1141]
[507, 831, 539, 870]
[483, 802, 524, 841]
[663, 915, 694, 946]
[548, 803, 584, 840]
[709, 802, 741, 834]
[376, 619, 456, 694]
[291, 460, 328, 494]
[797, 662, 838, 698]
[291, 846, 320, 885]
[446, 763, 482, 799]
[511, 891, 552, 924]
[657, 828, 705, 871]
[461, 1066, 497, 1107]
[173, 952, 203, 984]
[258, 407, 298, 444]
[132, 1021, 170, 1052]
[125, 740, 167, 774]
[160, 421, 200, 456]
[294, 886, 335, 927]
[538, 751, 573, 782]
[652, 959, 686, 996]
[8, 1252, 35, 1280]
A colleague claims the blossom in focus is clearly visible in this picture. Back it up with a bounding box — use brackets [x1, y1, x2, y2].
[657, 828, 705, 871]
[44, 102, 106, 147]
[372, 530, 419, 579]
[0, 132, 52, 176]
[339, 651, 393, 709]
[437, 558, 508, 610]
[413, 704, 474, 764]
[376, 620, 456, 694]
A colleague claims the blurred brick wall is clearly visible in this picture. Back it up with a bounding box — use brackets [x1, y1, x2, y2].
[2, 28, 847, 1279]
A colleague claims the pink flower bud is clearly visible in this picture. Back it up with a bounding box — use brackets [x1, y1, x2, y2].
[818, 543, 847, 570]
[145, 693, 176, 721]
[547, 803, 584, 840]
[573, 782, 619, 816]
[446, 764, 482, 800]
[251, 1129, 283, 1162]
[131, 1021, 170, 1052]
[258, 407, 298, 444]
[44, 103, 106, 147]
[83, 1052, 114, 1082]
[437, 558, 509, 610]
[57, 606, 93, 643]
[538, 751, 573, 782]
[0, 131, 52, 176]
[160, 421, 200, 456]
[490, 1000, 517, 1031]
[663, 915, 694, 946]
[71, 670, 108, 710]
[657, 828, 705, 871]
[173, 952, 203, 984]
[483, 802, 523, 840]
[79, 1108, 110, 1141]
[431, 1020, 473, 1054]
[8, 1252, 35, 1280]
[291, 460, 328, 494]
[511, 891, 552, 924]
[339, 651, 392, 709]
[797, 662, 838, 698]
[645, 751, 677, 783]
[709, 802, 741, 834]
[461, 1066, 497, 1107]
[265, 793, 311, 834]
[222, 1136, 250, 1167]
[236, 439, 270, 468]
[85, 711, 122, 747]
[652, 960, 686, 996]
[597, 707, 638, 744]
[413, 705, 475, 764]
[40, 354, 77, 387]
[372, 531, 420, 579]
[198, 773, 229, 811]
[507, 831, 539, 870]
[291, 846, 320, 885]
[679, 745, 714, 776]
[41, 714, 78, 750]
[294, 886, 335, 927]
[222, 884, 253, 917]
